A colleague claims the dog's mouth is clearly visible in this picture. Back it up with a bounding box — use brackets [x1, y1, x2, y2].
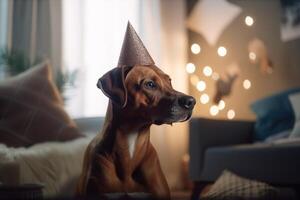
[153, 107, 193, 125]
[170, 106, 193, 122]
[152, 94, 195, 125]
[178, 112, 192, 122]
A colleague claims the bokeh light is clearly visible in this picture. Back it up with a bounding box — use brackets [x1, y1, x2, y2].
[217, 46, 227, 57]
[266, 67, 273, 74]
[245, 16, 254, 26]
[210, 105, 219, 116]
[218, 100, 225, 110]
[196, 80, 206, 91]
[243, 79, 251, 90]
[186, 63, 195, 74]
[203, 66, 213, 77]
[249, 52, 256, 61]
[191, 43, 201, 54]
[212, 72, 220, 80]
[200, 93, 209, 104]
[227, 109, 235, 119]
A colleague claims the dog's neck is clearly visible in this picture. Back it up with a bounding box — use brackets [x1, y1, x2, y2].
[101, 102, 151, 162]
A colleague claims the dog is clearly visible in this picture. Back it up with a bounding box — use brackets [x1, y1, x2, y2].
[76, 64, 196, 199]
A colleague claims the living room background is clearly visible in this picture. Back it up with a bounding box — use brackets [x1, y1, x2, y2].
[187, 0, 300, 120]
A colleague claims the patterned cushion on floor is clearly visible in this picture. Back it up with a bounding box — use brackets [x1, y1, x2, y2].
[202, 170, 279, 200]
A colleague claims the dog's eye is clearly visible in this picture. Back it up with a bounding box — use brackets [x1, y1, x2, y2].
[144, 80, 157, 90]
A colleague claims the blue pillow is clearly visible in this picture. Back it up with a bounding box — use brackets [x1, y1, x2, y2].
[250, 88, 300, 141]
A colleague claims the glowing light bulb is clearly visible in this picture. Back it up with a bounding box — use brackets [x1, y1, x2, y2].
[217, 46, 227, 57]
[212, 72, 220, 80]
[218, 100, 225, 110]
[243, 79, 251, 90]
[245, 16, 254, 26]
[227, 109, 235, 119]
[210, 105, 219, 116]
[190, 75, 199, 86]
[186, 63, 195, 74]
[249, 52, 256, 61]
[191, 43, 201, 54]
[200, 93, 209, 104]
[203, 66, 213, 77]
[196, 81, 206, 91]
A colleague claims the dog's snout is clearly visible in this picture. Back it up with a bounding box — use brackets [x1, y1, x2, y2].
[178, 95, 196, 110]
[97, 79, 101, 89]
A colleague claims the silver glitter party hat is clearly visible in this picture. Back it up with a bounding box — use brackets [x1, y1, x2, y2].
[117, 22, 155, 67]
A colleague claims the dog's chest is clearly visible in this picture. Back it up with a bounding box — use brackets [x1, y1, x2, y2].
[127, 132, 138, 158]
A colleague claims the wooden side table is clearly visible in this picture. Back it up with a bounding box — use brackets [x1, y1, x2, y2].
[0, 183, 43, 200]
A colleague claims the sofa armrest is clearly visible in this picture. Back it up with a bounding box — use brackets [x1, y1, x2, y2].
[73, 117, 104, 135]
[189, 117, 254, 181]
[190, 117, 254, 147]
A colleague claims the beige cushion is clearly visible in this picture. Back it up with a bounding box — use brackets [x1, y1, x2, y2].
[0, 61, 83, 147]
[202, 170, 279, 200]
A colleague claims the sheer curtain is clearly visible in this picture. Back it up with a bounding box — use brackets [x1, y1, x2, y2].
[63, 0, 140, 117]
[0, 0, 8, 48]
[63, 0, 188, 189]
[0, 0, 61, 73]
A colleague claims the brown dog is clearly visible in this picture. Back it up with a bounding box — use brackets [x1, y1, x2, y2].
[76, 64, 195, 199]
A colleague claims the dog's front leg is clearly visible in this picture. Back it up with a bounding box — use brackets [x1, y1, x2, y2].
[139, 144, 170, 200]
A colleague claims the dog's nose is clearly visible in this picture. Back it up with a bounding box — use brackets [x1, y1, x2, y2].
[179, 95, 196, 110]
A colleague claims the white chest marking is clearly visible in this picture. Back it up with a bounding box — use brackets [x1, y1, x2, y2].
[127, 132, 138, 158]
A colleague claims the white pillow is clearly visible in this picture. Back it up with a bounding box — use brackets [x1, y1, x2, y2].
[0, 135, 95, 197]
[289, 93, 300, 138]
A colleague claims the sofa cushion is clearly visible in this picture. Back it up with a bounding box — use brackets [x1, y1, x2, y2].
[202, 170, 279, 200]
[0, 61, 83, 147]
[289, 93, 300, 138]
[264, 129, 291, 143]
[201, 143, 300, 184]
[250, 88, 300, 141]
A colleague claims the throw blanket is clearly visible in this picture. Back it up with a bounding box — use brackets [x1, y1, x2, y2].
[0, 135, 94, 197]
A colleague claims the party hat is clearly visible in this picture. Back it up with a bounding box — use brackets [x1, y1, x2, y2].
[117, 22, 155, 67]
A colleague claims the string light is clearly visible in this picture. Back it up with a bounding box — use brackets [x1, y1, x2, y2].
[217, 46, 227, 57]
[210, 105, 219, 116]
[243, 79, 251, 90]
[187, 14, 258, 118]
[245, 16, 254, 26]
[227, 109, 235, 119]
[212, 72, 220, 80]
[200, 93, 209, 104]
[218, 100, 225, 110]
[203, 66, 213, 77]
[266, 67, 273, 74]
[190, 75, 199, 86]
[186, 63, 196, 74]
[191, 43, 201, 54]
[196, 80, 206, 91]
[249, 52, 256, 61]
[188, 16, 256, 118]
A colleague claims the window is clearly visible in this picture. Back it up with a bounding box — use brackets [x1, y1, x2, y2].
[63, 0, 140, 117]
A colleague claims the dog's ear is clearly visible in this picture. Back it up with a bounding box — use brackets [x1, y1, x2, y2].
[97, 66, 132, 108]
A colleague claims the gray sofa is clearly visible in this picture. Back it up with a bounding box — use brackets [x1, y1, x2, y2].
[189, 117, 300, 199]
[74, 117, 104, 135]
